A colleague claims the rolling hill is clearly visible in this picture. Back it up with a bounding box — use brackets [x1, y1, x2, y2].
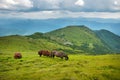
[0, 35, 73, 53]
[95, 29, 120, 53]
[44, 26, 112, 54]
[0, 25, 120, 54]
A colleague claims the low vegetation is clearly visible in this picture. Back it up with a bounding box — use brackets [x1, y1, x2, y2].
[0, 52, 120, 80]
[0, 26, 120, 80]
[0, 26, 120, 54]
[44, 26, 112, 53]
[0, 35, 73, 53]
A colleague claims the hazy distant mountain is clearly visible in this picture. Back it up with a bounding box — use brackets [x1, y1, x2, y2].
[0, 18, 120, 36]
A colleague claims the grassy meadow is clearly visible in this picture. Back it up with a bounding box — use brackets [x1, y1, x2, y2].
[0, 52, 120, 80]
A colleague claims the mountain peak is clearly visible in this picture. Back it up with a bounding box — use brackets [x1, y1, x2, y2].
[26, 32, 44, 39]
[66, 25, 86, 28]
[99, 29, 113, 33]
[0, 25, 120, 54]
[65, 25, 90, 29]
[44, 25, 111, 53]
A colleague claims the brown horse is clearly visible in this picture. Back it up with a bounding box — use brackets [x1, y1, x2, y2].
[14, 52, 22, 59]
[38, 50, 51, 57]
[51, 51, 69, 60]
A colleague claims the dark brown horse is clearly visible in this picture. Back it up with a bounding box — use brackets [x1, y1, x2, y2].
[14, 52, 22, 59]
[51, 51, 69, 60]
[38, 50, 51, 57]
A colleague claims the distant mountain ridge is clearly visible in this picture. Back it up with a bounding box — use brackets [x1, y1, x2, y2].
[0, 25, 120, 54]
[0, 18, 120, 36]
[44, 26, 111, 53]
[95, 29, 120, 53]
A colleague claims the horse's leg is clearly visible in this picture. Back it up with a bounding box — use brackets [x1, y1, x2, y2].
[51, 52, 55, 58]
[61, 57, 63, 59]
[65, 56, 69, 60]
[40, 54, 42, 57]
[53, 55, 55, 58]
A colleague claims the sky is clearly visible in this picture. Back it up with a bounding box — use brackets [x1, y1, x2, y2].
[0, 0, 120, 19]
[0, 0, 120, 36]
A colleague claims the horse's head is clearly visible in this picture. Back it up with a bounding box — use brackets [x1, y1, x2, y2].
[14, 52, 22, 59]
[65, 55, 69, 60]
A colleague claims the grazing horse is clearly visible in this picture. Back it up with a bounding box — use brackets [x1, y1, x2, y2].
[51, 51, 69, 60]
[38, 50, 51, 57]
[14, 52, 22, 59]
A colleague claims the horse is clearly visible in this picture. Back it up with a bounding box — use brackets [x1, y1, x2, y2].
[14, 52, 22, 59]
[38, 50, 51, 57]
[51, 51, 69, 60]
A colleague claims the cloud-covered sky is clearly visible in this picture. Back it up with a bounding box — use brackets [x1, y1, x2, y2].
[0, 0, 120, 36]
[0, 0, 120, 19]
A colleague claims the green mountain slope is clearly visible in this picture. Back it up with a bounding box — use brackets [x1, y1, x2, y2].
[95, 29, 120, 53]
[0, 26, 120, 54]
[44, 25, 111, 53]
[0, 35, 72, 53]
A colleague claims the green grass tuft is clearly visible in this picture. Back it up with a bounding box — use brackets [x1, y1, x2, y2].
[0, 53, 120, 80]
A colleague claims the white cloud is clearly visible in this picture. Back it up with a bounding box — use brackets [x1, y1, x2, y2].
[6, 0, 18, 5]
[75, 0, 84, 7]
[113, 0, 120, 10]
[0, 0, 33, 10]
[32, 0, 61, 10]
[83, 0, 120, 12]
[30, 0, 120, 12]
[0, 11, 120, 19]
[0, 0, 120, 12]
[114, 1, 118, 5]
[0, 0, 120, 19]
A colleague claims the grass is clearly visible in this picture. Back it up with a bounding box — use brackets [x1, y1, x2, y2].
[0, 35, 73, 53]
[0, 52, 120, 80]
